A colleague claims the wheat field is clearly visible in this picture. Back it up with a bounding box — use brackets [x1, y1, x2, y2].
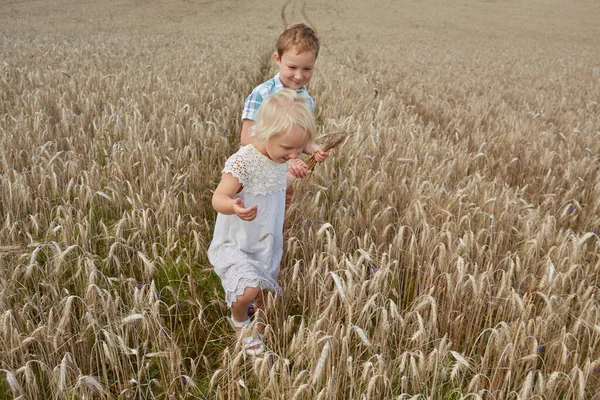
[1, 0, 599, 398]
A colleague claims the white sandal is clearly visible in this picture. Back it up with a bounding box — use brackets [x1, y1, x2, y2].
[230, 317, 265, 356]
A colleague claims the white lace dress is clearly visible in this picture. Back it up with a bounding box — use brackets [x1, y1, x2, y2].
[208, 145, 288, 307]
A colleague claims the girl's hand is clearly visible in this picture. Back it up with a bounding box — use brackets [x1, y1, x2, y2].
[288, 159, 309, 179]
[232, 198, 258, 221]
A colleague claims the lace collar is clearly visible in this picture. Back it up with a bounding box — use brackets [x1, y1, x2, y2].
[223, 145, 289, 196]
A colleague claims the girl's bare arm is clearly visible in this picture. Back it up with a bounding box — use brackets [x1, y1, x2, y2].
[212, 173, 258, 221]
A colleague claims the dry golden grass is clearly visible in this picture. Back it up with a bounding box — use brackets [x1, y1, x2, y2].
[1, 0, 599, 398]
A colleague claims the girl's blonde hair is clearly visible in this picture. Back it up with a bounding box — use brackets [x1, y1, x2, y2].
[249, 89, 316, 145]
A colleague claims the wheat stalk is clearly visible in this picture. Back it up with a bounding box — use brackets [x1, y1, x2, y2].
[1, 2, 599, 398]
[306, 130, 349, 170]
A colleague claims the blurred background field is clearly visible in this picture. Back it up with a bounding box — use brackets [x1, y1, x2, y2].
[1, 0, 599, 398]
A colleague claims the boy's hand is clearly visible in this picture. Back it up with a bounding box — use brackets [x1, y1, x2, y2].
[313, 149, 329, 163]
[288, 159, 309, 179]
[307, 143, 328, 163]
[304, 142, 328, 162]
[232, 198, 258, 221]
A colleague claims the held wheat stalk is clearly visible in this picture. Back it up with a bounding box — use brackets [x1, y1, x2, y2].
[306, 131, 349, 170]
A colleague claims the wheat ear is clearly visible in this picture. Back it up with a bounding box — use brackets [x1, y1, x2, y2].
[306, 130, 348, 170]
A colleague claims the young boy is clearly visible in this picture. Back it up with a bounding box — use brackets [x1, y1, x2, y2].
[240, 23, 328, 178]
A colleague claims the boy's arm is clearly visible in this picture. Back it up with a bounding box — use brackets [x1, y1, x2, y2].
[241, 88, 264, 146]
[212, 173, 258, 221]
[240, 119, 254, 146]
[286, 172, 297, 188]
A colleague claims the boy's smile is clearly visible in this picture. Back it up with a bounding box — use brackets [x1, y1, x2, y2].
[274, 47, 316, 90]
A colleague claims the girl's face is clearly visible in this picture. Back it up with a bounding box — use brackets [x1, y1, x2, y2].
[262, 124, 309, 163]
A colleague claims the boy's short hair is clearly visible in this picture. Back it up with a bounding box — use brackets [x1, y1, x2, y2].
[250, 89, 316, 145]
[276, 23, 320, 58]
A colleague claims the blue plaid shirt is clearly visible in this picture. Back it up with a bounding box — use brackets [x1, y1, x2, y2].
[242, 73, 315, 121]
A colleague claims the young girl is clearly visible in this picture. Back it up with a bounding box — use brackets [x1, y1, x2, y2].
[208, 89, 315, 355]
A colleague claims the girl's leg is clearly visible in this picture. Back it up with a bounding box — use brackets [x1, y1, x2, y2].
[230, 286, 260, 337]
[230, 286, 265, 355]
[252, 289, 271, 335]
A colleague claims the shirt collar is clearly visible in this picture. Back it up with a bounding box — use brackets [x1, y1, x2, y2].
[274, 73, 307, 93]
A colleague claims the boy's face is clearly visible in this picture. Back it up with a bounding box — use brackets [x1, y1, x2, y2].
[274, 47, 317, 90]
